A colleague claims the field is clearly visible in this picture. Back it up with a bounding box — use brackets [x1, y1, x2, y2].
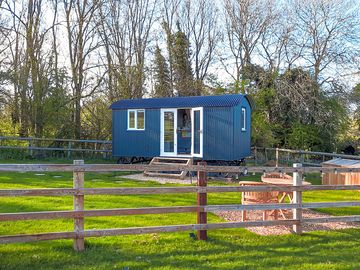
[0, 159, 359, 269]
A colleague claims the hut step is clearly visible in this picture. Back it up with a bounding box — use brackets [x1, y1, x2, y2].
[144, 157, 193, 179]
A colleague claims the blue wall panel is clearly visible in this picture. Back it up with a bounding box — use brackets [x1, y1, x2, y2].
[112, 96, 252, 160]
[233, 99, 252, 159]
[112, 109, 160, 157]
[203, 107, 234, 160]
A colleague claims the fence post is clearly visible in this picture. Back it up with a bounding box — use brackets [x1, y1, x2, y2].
[67, 142, 72, 159]
[73, 160, 85, 251]
[28, 138, 33, 157]
[197, 161, 207, 241]
[275, 147, 279, 167]
[292, 163, 303, 234]
[102, 143, 106, 159]
[287, 152, 290, 166]
[265, 148, 268, 164]
[254, 146, 257, 166]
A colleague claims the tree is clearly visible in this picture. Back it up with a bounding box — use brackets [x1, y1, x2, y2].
[351, 84, 360, 131]
[97, 0, 156, 101]
[152, 45, 172, 97]
[179, 0, 220, 92]
[171, 25, 195, 96]
[63, 0, 102, 139]
[0, 0, 62, 138]
[161, 0, 181, 95]
[292, 0, 360, 86]
[223, 0, 275, 90]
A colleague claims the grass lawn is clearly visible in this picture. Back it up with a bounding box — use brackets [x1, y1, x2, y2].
[0, 161, 359, 269]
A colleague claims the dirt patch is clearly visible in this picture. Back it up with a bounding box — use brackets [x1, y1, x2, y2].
[214, 209, 360, 235]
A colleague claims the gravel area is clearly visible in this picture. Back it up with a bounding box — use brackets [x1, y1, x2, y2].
[121, 173, 196, 184]
[123, 173, 232, 184]
[214, 209, 360, 235]
[122, 173, 359, 235]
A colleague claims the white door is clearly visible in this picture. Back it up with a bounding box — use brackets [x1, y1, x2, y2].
[160, 109, 177, 156]
[191, 107, 203, 158]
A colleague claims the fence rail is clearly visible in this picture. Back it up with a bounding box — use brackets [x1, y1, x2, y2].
[252, 146, 360, 167]
[0, 136, 111, 158]
[1, 136, 359, 163]
[0, 162, 359, 250]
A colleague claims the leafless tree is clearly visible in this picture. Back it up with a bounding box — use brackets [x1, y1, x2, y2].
[257, 5, 305, 72]
[292, 0, 360, 86]
[179, 0, 221, 89]
[0, 0, 56, 137]
[222, 0, 275, 86]
[63, 0, 102, 139]
[161, 0, 220, 93]
[161, 0, 181, 94]
[97, 0, 156, 100]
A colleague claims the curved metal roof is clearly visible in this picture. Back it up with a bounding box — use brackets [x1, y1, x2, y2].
[110, 94, 254, 109]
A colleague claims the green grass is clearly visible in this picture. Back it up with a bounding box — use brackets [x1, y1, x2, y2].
[0, 165, 359, 269]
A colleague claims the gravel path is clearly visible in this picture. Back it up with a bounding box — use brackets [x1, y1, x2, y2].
[214, 209, 360, 235]
[121, 173, 196, 184]
[122, 173, 359, 236]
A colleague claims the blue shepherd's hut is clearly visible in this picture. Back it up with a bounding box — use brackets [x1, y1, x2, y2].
[110, 94, 254, 164]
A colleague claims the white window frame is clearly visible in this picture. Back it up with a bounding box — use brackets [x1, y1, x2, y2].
[127, 109, 145, 131]
[241, 107, 246, 131]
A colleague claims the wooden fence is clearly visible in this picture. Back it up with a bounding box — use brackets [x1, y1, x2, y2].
[0, 136, 111, 158]
[0, 162, 359, 251]
[1, 135, 359, 163]
[252, 147, 360, 167]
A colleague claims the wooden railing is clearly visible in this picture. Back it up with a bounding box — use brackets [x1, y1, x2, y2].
[1, 135, 358, 163]
[0, 136, 111, 158]
[0, 162, 359, 251]
[252, 147, 360, 166]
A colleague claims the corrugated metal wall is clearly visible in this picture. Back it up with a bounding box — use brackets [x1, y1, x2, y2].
[112, 109, 160, 157]
[233, 98, 252, 160]
[203, 107, 234, 160]
[112, 97, 252, 160]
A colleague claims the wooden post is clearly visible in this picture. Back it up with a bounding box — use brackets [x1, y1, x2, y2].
[287, 152, 290, 166]
[265, 148, 268, 164]
[254, 146, 258, 166]
[73, 160, 85, 251]
[300, 151, 304, 164]
[28, 138, 33, 157]
[292, 163, 302, 234]
[197, 161, 207, 241]
[275, 147, 279, 167]
[102, 144, 106, 159]
[67, 142, 72, 159]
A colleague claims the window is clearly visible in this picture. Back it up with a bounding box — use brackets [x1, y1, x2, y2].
[127, 109, 145, 130]
[241, 108, 246, 131]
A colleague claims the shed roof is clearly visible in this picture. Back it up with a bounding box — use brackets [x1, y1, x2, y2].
[322, 158, 360, 167]
[110, 94, 254, 110]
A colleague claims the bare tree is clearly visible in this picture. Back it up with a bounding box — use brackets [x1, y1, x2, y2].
[0, 0, 56, 137]
[222, 0, 275, 88]
[161, 0, 220, 94]
[97, 0, 156, 100]
[161, 0, 181, 95]
[179, 0, 221, 91]
[63, 0, 102, 139]
[257, 5, 303, 72]
[292, 0, 360, 86]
